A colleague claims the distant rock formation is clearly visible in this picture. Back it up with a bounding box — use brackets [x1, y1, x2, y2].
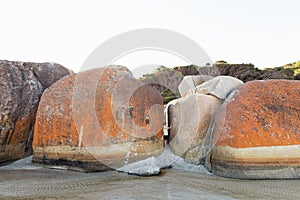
[141, 61, 299, 104]
[209, 80, 300, 179]
[0, 60, 73, 164]
[140, 67, 183, 104]
[32, 66, 164, 172]
[216, 62, 296, 82]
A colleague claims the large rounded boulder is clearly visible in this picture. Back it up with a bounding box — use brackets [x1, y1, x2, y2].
[0, 60, 72, 164]
[167, 76, 243, 164]
[211, 80, 300, 179]
[32, 66, 164, 172]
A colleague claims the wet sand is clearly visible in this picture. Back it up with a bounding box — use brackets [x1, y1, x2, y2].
[1, 159, 300, 199]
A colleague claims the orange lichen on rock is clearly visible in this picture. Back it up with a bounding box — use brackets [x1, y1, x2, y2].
[210, 80, 300, 179]
[32, 66, 164, 172]
[0, 60, 72, 164]
[214, 80, 300, 148]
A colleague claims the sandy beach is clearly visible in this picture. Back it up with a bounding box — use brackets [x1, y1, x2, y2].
[1, 157, 300, 200]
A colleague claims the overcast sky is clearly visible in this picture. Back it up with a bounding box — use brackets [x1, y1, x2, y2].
[0, 0, 299, 72]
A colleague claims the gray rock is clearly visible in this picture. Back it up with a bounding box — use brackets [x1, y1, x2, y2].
[168, 94, 222, 159]
[178, 75, 213, 97]
[195, 76, 243, 100]
[0, 60, 72, 164]
[32, 62, 73, 88]
[184, 145, 203, 165]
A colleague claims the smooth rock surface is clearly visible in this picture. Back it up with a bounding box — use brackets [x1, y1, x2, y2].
[32, 66, 164, 172]
[167, 76, 243, 164]
[178, 75, 213, 97]
[117, 146, 210, 176]
[184, 146, 203, 165]
[195, 76, 243, 100]
[211, 80, 300, 179]
[0, 60, 72, 164]
[168, 94, 222, 160]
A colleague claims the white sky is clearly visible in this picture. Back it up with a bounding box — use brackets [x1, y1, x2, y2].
[0, 0, 299, 72]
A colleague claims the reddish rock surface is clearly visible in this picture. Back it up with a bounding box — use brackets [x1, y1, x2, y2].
[0, 60, 72, 164]
[32, 66, 164, 172]
[210, 80, 300, 179]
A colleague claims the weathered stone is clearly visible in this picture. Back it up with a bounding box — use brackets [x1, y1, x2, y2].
[32, 66, 164, 172]
[140, 66, 221, 104]
[211, 80, 300, 179]
[31, 62, 73, 88]
[195, 76, 243, 100]
[174, 65, 220, 77]
[216, 63, 262, 82]
[184, 145, 203, 165]
[139, 62, 300, 105]
[168, 94, 222, 159]
[178, 75, 213, 97]
[0, 60, 72, 164]
[166, 76, 243, 164]
[140, 66, 183, 95]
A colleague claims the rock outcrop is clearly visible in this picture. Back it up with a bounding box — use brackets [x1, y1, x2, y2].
[140, 66, 220, 104]
[168, 94, 222, 163]
[140, 67, 183, 104]
[195, 76, 244, 100]
[216, 63, 262, 82]
[178, 75, 213, 97]
[216, 62, 296, 82]
[32, 66, 164, 172]
[141, 62, 299, 104]
[167, 76, 243, 164]
[0, 60, 72, 164]
[210, 80, 300, 179]
[174, 65, 220, 77]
